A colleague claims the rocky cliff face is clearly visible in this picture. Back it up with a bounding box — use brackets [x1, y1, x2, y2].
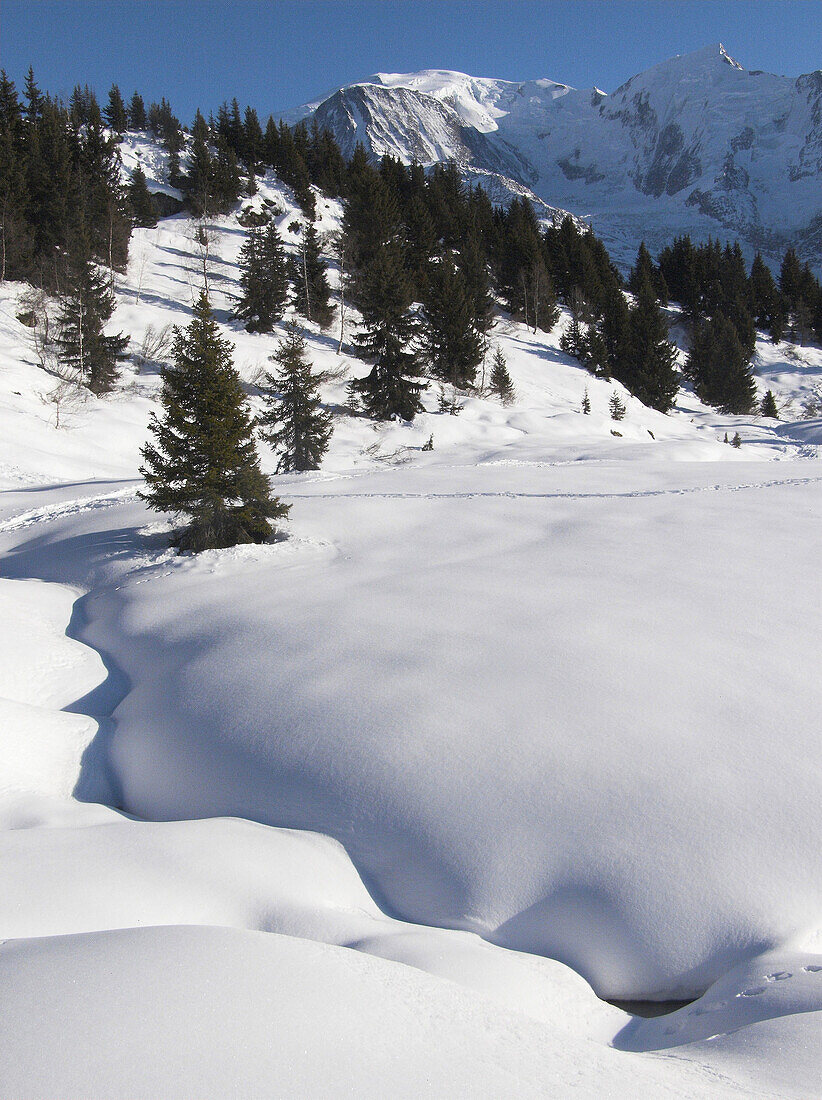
[286, 45, 822, 270]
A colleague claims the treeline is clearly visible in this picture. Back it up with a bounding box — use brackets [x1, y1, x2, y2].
[4, 68, 822, 419]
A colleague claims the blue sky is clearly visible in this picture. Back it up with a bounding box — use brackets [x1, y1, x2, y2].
[4, 1, 821, 123]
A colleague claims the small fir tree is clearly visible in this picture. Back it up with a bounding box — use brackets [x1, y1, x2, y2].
[621, 279, 679, 412]
[760, 389, 779, 418]
[140, 293, 289, 551]
[731, 431, 742, 448]
[489, 346, 515, 405]
[581, 387, 591, 414]
[128, 165, 157, 228]
[234, 222, 288, 333]
[257, 321, 333, 472]
[128, 91, 147, 130]
[609, 391, 626, 420]
[348, 240, 426, 422]
[55, 240, 129, 394]
[290, 218, 333, 328]
[686, 314, 756, 414]
[104, 85, 128, 134]
[421, 257, 485, 390]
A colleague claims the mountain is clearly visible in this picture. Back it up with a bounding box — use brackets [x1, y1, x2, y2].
[286, 45, 822, 269]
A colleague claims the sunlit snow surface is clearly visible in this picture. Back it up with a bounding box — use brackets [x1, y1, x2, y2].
[0, 167, 821, 1096]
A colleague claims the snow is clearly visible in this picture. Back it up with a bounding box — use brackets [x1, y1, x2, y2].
[289, 46, 822, 273]
[1, 150, 821, 1095]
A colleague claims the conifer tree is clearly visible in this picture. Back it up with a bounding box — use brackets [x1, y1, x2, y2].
[234, 222, 289, 332]
[104, 85, 128, 134]
[581, 387, 591, 414]
[290, 218, 333, 328]
[620, 279, 679, 412]
[128, 91, 147, 130]
[140, 293, 288, 551]
[489, 346, 514, 405]
[257, 321, 333, 472]
[348, 240, 425, 422]
[55, 237, 129, 394]
[185, 110, 213, 217]
[421, 256, 484, 390]
[686, 314, 756, 414]
[128, 165, 157, 227]
[609, 391, 626, 420]
[760, 389, 779, 418]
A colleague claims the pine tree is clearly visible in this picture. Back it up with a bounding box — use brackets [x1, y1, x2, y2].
[489, 346, 514, 405]
[686, 314, 756, 414]
[104, 85, 128, 134]
[609, 391, 626, 420]
[290, 218, 333, 327]
[257, 321, 333, 472]
[731, 431, 742, 448]
[581, 387, 591, 414]
[421, 257, 485, 390]
[348, 240, 426, 422]
[140, 293, 288, 551]
[620, 279, 679, 412]
[55, 238, 129, 394]
[234, 222, 288, 333]
[128, 91, 147, 130]
[760, 389, 779, 418]
[128, 165, 157, 227]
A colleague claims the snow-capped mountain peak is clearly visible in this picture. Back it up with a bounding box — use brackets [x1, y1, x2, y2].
[286, 45, 822, 272]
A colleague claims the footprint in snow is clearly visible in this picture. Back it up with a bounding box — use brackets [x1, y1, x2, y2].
[737, 986, 766, 997]
[766, 971, 792, 981]
[802, 964, 822, 973]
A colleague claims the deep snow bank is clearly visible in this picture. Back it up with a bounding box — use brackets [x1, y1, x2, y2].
[54, 461, 822, 1001]
[0, 925, 745, 1099]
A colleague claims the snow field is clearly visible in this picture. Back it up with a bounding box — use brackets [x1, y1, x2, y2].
[0, 166, 821, 1095]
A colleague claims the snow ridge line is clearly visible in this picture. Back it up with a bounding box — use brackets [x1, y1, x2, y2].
[282, 475, 822, 502]
[0, 488, 139, 533]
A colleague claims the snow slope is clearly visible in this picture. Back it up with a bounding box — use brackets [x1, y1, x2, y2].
[287, 45, 822, 270]
[1, 161, 822, 1094]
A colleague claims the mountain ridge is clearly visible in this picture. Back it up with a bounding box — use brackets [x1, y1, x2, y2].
[284, 44, 822, 271]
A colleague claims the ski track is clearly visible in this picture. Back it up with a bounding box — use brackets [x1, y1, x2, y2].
[0, 487, 139, 534]
[1, 473, 819, 535]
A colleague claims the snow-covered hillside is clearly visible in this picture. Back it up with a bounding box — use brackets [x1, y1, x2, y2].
[287, 45, 822, 270]
[1, 164, 821, 1096]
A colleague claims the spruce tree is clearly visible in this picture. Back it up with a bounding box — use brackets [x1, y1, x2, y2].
[128, 165, 157, 227]
[55, 237, 129, 394]
[140, 293, 288, 551]
[104, 85, 128, 134]
[760, 389, 779, 418]
[348, 240, 426, 422]
[128, 91, 147, 130]
[609, 391, 626, 420]
[581, 387, 591, 414]
[257, 320, 333, 472]
[235, 222, 289, 333]
[489, 346, 515, 405]
[290, 218, 333, 328]
[686, 314, 756, 414]
[421, 256, 484, 390]
[620, 279, 679, 412]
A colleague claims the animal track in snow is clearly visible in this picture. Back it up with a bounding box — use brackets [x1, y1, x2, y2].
[765, 971, 792, 981]
[802, 964, 822, 973]
[737, 986, 766, 997]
